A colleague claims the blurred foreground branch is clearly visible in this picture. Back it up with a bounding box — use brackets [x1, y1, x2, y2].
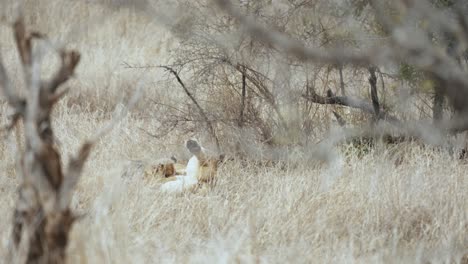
[0, 18, 140, 264]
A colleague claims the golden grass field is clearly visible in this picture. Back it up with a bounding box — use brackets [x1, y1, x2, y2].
[0, 1, 467, 263]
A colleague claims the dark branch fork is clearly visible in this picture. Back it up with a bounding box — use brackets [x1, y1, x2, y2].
[0, 18, 138, 263]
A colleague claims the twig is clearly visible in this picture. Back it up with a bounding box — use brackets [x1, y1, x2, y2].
[368, 66, 380, 119]
[338, 64, 346, 96]
[239, 65, 246, 127]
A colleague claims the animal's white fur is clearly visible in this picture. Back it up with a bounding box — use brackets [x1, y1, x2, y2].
[160, 156, 199, 193]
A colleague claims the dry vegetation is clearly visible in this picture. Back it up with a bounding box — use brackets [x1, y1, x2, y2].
[0, 0, 467, 263]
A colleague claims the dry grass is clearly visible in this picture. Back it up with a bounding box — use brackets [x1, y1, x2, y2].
[0, 1, 467, 263]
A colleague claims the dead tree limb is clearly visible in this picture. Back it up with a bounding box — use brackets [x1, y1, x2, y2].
[0, 18, 140, 264]
[302, 88, 399, 124]
[433, 77, 444, 124]
[338, 64, 346, 96]
[239, 66, 247, 128]
[377, 68, 386, 106]
[302, 89, 373, 113]
[160, 65, 221, 152]
[368, 66, 380, 119]
[231, 62, 288, 130]
[332, 111, 346, 127]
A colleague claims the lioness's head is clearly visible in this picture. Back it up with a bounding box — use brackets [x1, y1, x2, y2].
[144, 158, 176, 180]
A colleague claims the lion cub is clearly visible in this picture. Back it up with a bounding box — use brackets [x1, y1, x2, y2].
[160, 139, 224, 193]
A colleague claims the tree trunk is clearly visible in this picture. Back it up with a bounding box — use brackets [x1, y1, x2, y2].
[433, 79, 444, 123]
[0, 17, 131, 264]
[338, 64, 346, 96]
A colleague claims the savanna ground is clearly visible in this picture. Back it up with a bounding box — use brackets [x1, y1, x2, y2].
[0, 1, 467, 263]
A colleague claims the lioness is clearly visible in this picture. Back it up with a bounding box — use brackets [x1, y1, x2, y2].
[160, 139, 224, 193]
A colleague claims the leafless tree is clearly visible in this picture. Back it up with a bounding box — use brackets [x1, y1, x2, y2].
[0, 17, 140, 263]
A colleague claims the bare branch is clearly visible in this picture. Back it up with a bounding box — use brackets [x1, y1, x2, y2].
[368, 67, 380, 118]
[302, 88, 399, 124]
[229, 62, 288, 129]
[138, 124, 179, 140]
[160, 65, 221, 152]
[303, 89, 373, 113]
[59, 142, 92, 210]
[332, 111, 346, 127]
[13, 18, 33, 66]
[338, 65, 346, 96]
[239, 67, 246, 127]
[433, 77, 444, 123]
[44, 50, 80, 94]
[48, 87, 70, 105]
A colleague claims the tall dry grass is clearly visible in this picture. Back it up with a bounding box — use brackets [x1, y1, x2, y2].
[0, 1, 467, 263]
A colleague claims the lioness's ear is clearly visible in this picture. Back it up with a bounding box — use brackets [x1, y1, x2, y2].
[170, 156, 177, 163]
[186, 139, 202, 155]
